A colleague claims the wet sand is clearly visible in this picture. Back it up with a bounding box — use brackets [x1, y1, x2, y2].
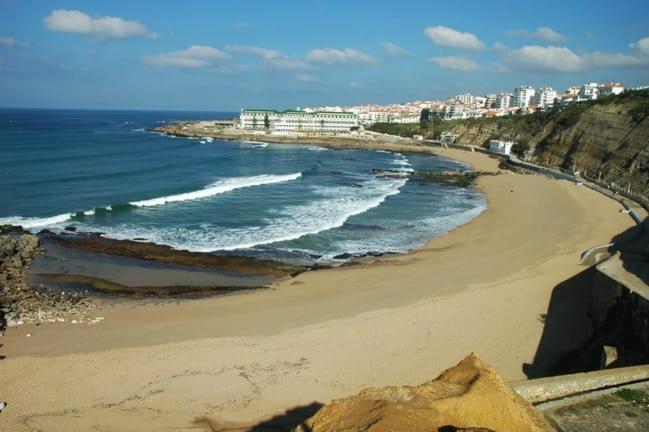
[0, 148, 637, 432]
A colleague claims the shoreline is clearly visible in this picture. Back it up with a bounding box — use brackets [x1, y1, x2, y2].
[0, 135, 490, 301]
[0, 146, 637, 431]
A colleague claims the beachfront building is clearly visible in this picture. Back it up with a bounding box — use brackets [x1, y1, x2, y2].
[533, 87, 557, 108]
[240, 109, 359, 134]
[513, 86, 536, 108]
[489, 139, 515, 155]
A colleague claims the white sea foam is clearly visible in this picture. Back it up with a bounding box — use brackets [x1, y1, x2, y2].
[1, 173, 302, 230]
[130, 173, 302, 207]
[0, 213, 73, 229]
[87, 175, 407, 253]
[251, 143, 268, 149]
[205, 176, 407, 251]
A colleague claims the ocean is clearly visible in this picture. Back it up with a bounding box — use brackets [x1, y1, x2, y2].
[0, 108, 486, 264]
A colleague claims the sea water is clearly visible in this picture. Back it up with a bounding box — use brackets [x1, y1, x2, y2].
[0, 108, 486, 264]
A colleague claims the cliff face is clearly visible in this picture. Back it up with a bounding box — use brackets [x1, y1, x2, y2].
[447, 96, 649, 194]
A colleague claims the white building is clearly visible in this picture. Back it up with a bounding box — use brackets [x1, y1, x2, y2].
[598, 82, 624, 96]
[455, 93, 475, 104]
[484, 94, 497, 109]
[578, 83, 599, 101]
[489, 139, 515, 155]
[496, 92, 512, 110]
[513, 86, 536, 108]
[240, 109, 358, 134]
[534, 87, 557, 107]
[391, 115, 420, 124]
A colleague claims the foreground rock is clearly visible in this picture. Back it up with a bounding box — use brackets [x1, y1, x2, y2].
[0, 234, 97, 330]
[296, 354, 551, 432]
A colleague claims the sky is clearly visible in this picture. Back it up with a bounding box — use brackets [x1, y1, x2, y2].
[0, 0, 648, 111]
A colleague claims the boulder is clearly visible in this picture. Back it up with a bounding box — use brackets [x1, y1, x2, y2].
[296, 354, 551, 432]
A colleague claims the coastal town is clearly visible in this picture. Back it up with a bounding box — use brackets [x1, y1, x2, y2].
[4, 1, 649, 431]
[238, 81, 643, 135]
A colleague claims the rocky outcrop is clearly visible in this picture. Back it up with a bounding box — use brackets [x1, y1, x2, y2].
[446, 94, 649, 194]
[296, 354, 551, 432]
[0, 234, 96, 330]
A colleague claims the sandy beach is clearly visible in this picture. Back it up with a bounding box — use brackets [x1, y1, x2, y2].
[0, 148, 637, 431]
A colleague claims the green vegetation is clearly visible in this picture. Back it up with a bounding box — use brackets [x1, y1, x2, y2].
[368, 89, 649, 143]
[615, 388, 649, 413]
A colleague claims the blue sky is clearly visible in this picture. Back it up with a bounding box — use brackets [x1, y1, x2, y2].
[0, 0, 648, 111]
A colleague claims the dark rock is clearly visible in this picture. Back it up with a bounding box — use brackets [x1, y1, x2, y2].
[64, 226, 77, 232]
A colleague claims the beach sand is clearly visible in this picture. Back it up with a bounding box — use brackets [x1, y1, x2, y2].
[0, 148, 637, 431]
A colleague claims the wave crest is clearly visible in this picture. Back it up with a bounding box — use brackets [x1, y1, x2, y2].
[130, 173, 301, 207]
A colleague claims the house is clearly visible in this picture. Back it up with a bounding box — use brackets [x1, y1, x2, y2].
[489, 139, 515, 155]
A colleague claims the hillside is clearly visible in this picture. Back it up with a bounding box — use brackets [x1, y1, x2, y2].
[369, 91, 649, 194]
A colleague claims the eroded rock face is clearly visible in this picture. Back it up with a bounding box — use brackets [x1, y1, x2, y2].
[296, 354, 551, 432]
[447, 100, 649, 194]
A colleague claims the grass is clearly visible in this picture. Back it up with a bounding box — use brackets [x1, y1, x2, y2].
[615, 388, 649, 413]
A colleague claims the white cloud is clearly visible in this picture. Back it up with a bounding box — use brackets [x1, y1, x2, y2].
[630, 37, 649, 55]
[424, 26, 484, 50]
[492, 41, 508, 52]
[268, 57, 311, 70]
[490, 62, 510, 73]
[506, 27, 566, 42]
[225, 45, 282, 60]
[143, 45, 230, 69]
[0, 36, 31, 48]
[43, 9, 157, 39]
[226, 45, 311, 70]
[349, 81, 363, 88]
[382, 42, 406, 56]
[295, 73, 319, 82]
[509, 45, 648, 72]
[306, 48, 376, 65]
[428, 56, 480, 71]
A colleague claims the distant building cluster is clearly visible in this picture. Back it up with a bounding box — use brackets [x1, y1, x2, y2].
[304, 81, 628, 126]
[239, 80, 638, 135]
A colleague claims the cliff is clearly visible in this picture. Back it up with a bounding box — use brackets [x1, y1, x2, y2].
[445, 91, 649, 194]
[368, 91, 649, 194]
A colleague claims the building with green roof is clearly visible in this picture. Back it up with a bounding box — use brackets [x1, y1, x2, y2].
[240, 108, 359, 134]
